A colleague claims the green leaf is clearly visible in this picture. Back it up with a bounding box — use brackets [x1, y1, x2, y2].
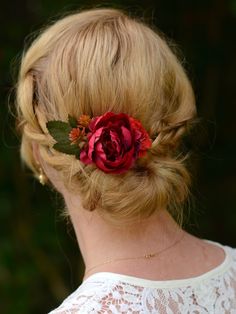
[46, 121, 72, 142]
[68, 115, 78, 128]
[53, 142, 81, 155]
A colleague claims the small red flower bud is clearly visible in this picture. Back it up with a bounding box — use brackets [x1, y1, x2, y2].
[78, 115, 91, 127]
[69, 128, 81, 144]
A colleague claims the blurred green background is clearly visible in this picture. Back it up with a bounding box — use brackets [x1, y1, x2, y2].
[1, 0, 236, 313]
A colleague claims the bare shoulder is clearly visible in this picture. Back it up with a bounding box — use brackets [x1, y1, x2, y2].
[148, 231, 230, 279]
[182, 232, 227, 269]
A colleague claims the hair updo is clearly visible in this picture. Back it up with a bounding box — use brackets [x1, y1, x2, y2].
[16, 8, 196, 226]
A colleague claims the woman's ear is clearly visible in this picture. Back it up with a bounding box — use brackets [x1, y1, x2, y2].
[32, 141, 48, 186]
[32, 141, 41, 166]
[32, 142, 65, 194]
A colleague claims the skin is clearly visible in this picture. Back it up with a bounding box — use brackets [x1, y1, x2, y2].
[34, 144, 226, 283]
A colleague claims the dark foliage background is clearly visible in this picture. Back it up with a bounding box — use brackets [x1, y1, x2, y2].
[1, 0, 236, 313]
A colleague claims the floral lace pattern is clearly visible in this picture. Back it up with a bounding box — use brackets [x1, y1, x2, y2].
[48, 242, 236, 313]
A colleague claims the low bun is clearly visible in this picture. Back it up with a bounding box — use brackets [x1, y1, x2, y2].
[59, 152, 190, 227]
[16, 8, 196, 226]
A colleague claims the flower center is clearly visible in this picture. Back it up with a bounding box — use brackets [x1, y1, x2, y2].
[102, 130, 120, 161]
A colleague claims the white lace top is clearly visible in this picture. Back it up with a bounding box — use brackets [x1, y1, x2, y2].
[49, 240, 236, 313]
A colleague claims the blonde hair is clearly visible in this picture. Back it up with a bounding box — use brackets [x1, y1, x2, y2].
[16, 7, 196, 226]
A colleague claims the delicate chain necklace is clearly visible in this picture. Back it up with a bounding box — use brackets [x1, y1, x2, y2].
[84, 230, 185, 279]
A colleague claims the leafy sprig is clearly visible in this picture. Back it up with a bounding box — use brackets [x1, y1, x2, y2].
[46, 115, 88, 157]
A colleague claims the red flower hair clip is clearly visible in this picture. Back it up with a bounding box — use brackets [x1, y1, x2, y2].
[46, 112, 152, 174]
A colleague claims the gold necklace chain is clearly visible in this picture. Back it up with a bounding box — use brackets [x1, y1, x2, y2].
[84, 230, 185, 278]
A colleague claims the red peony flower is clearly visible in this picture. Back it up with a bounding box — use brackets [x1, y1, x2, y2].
[80, 112, 152, 174]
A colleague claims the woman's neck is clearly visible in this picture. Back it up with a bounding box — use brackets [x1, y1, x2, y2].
[64, 193, 184, 277]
